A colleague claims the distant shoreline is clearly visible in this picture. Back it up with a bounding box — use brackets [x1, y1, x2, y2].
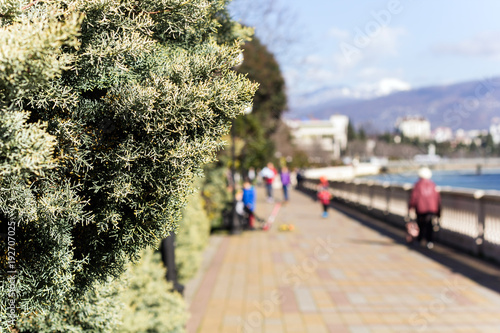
[381, 157, 500, 175]
[364, 168, 500, 192]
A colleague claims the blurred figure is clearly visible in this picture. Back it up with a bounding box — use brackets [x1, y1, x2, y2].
[242, 179, 256, 229]
[295, 168, 304, 189]
[248, 167, 256, 183]
[317, 186, 332, 218]
[261, 162, 276, 202]
[408, 167, 441, 249]
[235, 189, 245, 227]
[280, 166, 291, 202]
[319, 175, 329, 189]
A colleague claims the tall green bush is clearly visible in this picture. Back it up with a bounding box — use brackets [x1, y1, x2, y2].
[175, 181, 211, 283]
[0, 0, 256, 331]
[15, 280, 123, 333]
[200, 163, 232, 229]
[119, 249, 187, 333]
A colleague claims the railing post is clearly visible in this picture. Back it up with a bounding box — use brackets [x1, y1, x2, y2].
[403, 183, 413, 220]
[367, 181, 374, 210]
[354, 179, 361, 206]
[383, 182, 390, 215]
[475, 190, 485, 257]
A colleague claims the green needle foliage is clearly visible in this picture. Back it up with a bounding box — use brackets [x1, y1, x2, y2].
[0, 1, 81, 177]
[0, 0, 256, 331]
[16, 278, 123, 333]
[118, 249, 187, 333]
[200, 163, 231, 229]
[175, 179, 211, 283]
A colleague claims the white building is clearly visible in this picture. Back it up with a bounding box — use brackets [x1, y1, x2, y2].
[490, 117, 500, 144]
[454, 129, 471, 145]
[432, 127, 453, 143]
[454, 128, 489, 146]
[396, 116, 431, 141]
[285, 114, 349, 160]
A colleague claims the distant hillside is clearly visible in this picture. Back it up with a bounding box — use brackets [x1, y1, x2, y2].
[288, 78, 500, 132]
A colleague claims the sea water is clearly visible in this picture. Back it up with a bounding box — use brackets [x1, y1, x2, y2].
[364, 168, 500, 192]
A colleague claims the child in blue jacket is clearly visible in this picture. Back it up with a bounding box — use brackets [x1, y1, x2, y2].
[242, 179, 256, 229]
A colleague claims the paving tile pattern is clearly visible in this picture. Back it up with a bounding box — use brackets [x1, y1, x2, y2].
[187, 188, 500, 332]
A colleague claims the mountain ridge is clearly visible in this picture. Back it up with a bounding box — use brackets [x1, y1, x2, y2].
[287, 77, 500, 132]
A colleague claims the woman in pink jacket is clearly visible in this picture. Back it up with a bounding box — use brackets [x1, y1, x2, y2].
[408, 167, 441, 249]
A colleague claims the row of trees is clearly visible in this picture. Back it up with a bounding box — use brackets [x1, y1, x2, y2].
[217, 36, 288, 171]
[1, 0, 258, 331]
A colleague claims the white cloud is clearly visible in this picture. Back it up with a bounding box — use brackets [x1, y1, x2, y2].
[346, 78, 411, 98]
[333, 26, 406, 70]
[306, 68, 337, 82]
[433, 31, 500, 59]
[285, 53, 345, 96]
[369, 26, 405, 56]
[357, 67, 389, 80]
[328, 27, 350, 40]
[374, 78, 411, 95]
[303, 54, 324, 65]
[288, 26, 409, 107]
[290, 77, 412, 109]
[284, 64, 339, 98]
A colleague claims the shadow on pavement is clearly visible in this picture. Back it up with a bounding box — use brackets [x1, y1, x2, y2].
[297, 187, 500, 295]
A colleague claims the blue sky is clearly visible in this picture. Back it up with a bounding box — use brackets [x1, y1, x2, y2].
[232, 0, 500, 108]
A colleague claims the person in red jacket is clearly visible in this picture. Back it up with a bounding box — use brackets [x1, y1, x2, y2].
[408, 167, 441, 249]
[317, 185, 332, 218]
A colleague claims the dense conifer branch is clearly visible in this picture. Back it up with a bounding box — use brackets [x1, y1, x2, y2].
[0, 0, 257, 331]
[21, 0, 40, 10]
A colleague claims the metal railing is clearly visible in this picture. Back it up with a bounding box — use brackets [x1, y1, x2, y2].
[302, 178, 500, 263]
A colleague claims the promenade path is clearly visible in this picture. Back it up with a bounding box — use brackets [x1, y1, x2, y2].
[185, 186, 500, 333]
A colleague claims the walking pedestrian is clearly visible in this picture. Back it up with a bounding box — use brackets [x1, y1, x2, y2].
[408, 167, 441, 249]
[319, 175, 328, 189]
[317, 186, 332, 218]
[280, 166, 291, 203]
[261, 162, 276, 202]
[294, 168, 304, 189]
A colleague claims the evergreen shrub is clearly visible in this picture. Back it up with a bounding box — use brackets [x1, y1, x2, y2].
[175, 182, 211, 283]
[118, 249, 187, 333]
[0, 0, 256, 331]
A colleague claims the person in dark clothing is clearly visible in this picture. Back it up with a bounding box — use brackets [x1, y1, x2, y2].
[295, 168, 304, 189]
[408, 167, 441, 249]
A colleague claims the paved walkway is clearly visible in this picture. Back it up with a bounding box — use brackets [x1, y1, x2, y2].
[186, 187, 500, 333]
